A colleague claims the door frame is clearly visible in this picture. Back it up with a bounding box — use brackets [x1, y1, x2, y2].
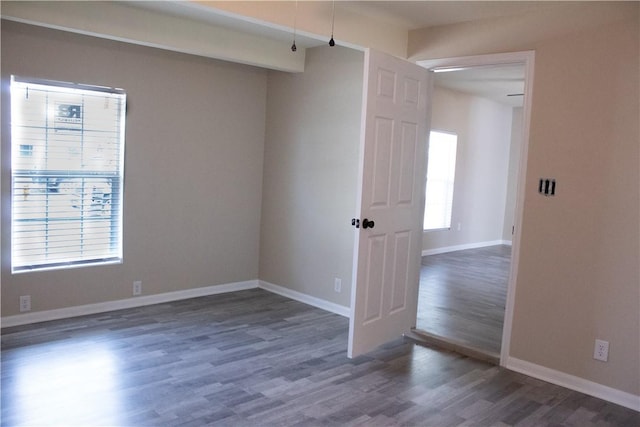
[416, 51, 535, 366]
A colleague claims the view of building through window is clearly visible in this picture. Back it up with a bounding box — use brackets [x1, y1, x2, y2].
[10, 77, 126, 272]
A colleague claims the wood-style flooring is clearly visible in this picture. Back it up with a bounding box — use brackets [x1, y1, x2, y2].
[416, 245, 511, 357]
[2, 288, 638, 426]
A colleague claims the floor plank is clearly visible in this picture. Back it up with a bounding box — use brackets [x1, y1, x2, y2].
[416, 245, 511, 355]
[2, 288, 637, 426]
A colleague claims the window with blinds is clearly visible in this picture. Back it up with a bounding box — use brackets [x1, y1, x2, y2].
[10, 76, 126, 273]
[424, 130, 458, 231]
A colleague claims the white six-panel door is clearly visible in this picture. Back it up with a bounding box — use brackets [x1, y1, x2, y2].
[348, 49, 431, 358]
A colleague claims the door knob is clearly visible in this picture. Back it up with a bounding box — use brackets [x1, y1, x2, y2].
[362, 218, 375, 229]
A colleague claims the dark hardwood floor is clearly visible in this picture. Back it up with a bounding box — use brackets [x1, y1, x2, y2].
[416, 245, 511, 357]
[2, 288, 638, 426]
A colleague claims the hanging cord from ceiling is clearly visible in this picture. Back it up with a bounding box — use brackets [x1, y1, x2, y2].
[329, 0, 336, 46]
[291, 0, 298, 52]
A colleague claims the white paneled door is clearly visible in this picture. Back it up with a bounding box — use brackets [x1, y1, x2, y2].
[348, 49, 431, 358]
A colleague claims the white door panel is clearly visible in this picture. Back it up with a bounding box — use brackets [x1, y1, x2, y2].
[348, 49, 431, 358]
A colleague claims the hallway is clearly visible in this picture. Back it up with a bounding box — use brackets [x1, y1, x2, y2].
[416, 245, 511, 356]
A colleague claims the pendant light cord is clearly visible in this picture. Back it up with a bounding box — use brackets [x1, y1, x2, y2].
[329, 0, 335, 46]
[291, 0, 298, 52]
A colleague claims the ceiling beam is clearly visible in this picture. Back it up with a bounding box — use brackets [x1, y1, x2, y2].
[1, 1, 307, 72]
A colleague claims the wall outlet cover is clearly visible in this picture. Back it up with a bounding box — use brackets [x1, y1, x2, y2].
[133, 280, 142, 296]
[19, 295, 31, 312]
[593, 339, 609, 362]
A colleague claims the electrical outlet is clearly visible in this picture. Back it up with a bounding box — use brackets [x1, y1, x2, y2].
[334, 278, 342, 293]
[133, 280, 142, 296]
[593, 339, 609, 362]
[19, 295, 31, 312]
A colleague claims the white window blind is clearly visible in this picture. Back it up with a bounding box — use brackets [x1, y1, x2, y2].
[424, 131, 458, 231]
[11, 76, 126, 273]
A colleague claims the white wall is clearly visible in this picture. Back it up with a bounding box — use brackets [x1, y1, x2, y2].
[423, 86, 513, 253]
[1, 21, 267, 316]
[260, 45, 364, 307]
[503, 107, 523, 241]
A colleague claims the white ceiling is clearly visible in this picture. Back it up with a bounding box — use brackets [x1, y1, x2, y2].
[341, 1, 564, 30]
[434, 64, 525, 107]
[128, 1, 531, 105]
[344, 1, 537, 106]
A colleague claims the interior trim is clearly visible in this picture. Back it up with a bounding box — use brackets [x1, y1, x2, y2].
[1, 279, 351, 328]
[422, 239, 511, 256]
[417, 50, 536, 370]
[259, 280, 350, 318]
[506, 356, 640, 412]
[1, 280, 259, 328]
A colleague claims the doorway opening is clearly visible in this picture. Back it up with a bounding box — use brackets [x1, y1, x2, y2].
[413, 52, 535, 365]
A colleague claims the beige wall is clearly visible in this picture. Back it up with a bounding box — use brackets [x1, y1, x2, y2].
[410, 4, 639, 395]
[2, 0, 638, 403]
[423, 86, 513, 252]
[260, 45, 363, 307]
[1, 21, 267, 316]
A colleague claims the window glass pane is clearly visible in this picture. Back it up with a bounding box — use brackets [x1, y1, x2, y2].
[11, 77, 126, 273]
[424, 131, 457, 230]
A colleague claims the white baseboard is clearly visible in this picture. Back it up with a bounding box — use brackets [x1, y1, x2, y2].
[4, 278, 636, 412]
[422, 240, 511, 256]
[506, 356, 640, 412]
[1, 279, 350, 328]
[1, 280, 259, 328]
[259, 280, 350, 318]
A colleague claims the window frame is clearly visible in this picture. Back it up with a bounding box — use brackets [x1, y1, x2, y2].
[10, 76, 126, 273]
[423, 130, 458, 232]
